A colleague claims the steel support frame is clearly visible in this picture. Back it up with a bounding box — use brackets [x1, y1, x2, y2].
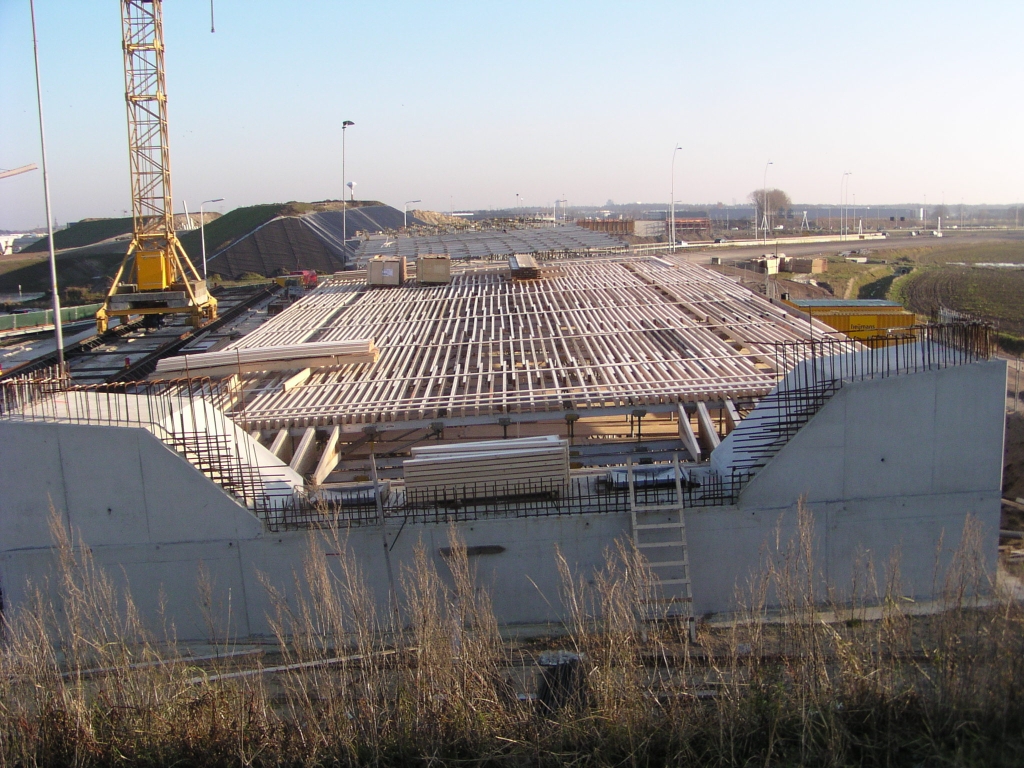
[98, 1, 215, 332]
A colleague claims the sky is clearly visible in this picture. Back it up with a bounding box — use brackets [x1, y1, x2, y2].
[1, 0, 1022, 230]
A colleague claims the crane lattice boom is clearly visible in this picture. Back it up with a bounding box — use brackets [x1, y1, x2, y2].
[97, 0, 216, 333]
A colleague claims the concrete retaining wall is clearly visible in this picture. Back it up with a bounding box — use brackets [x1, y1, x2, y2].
[0, 360, 1006, 639]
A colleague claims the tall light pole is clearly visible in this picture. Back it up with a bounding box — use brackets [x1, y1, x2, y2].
[839, 172, 851, 239]
[342, 120, 354, 251]
[199, 197, 223, 280]
[404, 199, 420, 229]
[846, 173, 853, 236]
[30, 0, 63, 364]
[670, 145, 681, 248]
[762, 161, 772, 243]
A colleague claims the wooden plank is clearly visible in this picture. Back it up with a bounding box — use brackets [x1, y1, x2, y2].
[282, 367, 312, 393]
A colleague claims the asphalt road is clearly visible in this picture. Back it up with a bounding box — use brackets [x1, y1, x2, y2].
[682, 230, 1024, 265]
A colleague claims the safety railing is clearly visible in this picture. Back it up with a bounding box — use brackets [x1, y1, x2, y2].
[255, 467, 756, 532]
[0, 371, 271, 512]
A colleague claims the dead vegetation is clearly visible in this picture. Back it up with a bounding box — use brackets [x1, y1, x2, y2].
[1, 507, 1023, 767]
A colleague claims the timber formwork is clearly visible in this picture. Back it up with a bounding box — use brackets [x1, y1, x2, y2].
[219, 257, 832, 430]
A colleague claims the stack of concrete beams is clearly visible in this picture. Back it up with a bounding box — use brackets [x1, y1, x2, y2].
[155, 340, 379, 378]
[403, 435, 569, 498]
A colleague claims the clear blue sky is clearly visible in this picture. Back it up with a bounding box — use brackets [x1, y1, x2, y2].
[2, 0, 1021, 230]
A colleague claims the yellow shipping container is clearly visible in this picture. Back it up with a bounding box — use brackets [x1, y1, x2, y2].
[782, 299, 917, 345]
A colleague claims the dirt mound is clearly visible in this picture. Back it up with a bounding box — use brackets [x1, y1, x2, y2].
[411, 210, 471, 228]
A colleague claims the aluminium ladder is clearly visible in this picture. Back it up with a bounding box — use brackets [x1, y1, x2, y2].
[627, 455, 695, 639]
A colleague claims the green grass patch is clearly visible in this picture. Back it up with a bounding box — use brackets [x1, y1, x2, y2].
[899, 265, 1024, 335]
[995, 332, 1024, 356]
[0, 251, 126, 294]
[177, 203, 315, 262]
[20, 217, 133, 253]
[857, 270, 898, 299]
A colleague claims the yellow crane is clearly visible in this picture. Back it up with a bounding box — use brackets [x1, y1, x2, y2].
[97, 0, 216, 333]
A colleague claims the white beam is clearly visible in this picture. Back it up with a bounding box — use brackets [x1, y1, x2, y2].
[282, 367, 312, 393]
[677, 404, 701, 462]
[723, 398, 742, 433]
[290, 427, 318, 475]
[696, 401, 721, 452]
[312, 426, 341, 486]
[269, 428, 292, 461]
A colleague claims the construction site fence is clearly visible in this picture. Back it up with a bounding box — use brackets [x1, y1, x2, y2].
[0, 303, 102, 333]
[0, 371, 237, 427]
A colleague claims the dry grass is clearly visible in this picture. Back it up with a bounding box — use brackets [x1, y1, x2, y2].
[2, 506, 1024, 766]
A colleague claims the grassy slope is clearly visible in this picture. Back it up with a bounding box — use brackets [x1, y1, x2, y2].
[20, 217, 133, 253]
[0, 251, 126, 294]
[176, 203, 294, 262]
[2, 204, 307, 293]
[888, 240, 1024, 340]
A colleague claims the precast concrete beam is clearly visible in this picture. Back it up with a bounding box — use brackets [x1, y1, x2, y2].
[723, 398, 742, 434]
[696, 401, 721, 452]
[290, 427, 318, 475]
[677, 403, 701, 462]
[312, 426, 341, 486]
[269, 428, 292, 462]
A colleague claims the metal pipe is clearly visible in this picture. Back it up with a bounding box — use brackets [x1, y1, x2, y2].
[200, 197, 223, 279]
[342, 120, 354, 252]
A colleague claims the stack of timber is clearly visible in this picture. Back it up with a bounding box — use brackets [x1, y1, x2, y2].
[509, 254, 540, 280]
[155, 340, 379, 378]
[403, 435, 569, 500]
[367, 256, 407, 287]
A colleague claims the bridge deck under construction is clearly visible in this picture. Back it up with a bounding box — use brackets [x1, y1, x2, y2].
[220, 257, 830, 429]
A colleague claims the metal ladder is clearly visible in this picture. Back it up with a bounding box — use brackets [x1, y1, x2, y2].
[627, 455, 695, 638]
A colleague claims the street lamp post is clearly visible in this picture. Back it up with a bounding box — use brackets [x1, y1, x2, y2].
[839, 172, 851, 239]
[404, 199, 421, 229]
[762, 161, 773, 243]
[670, 145, 681, 248]
[342, 120, 354, 250]
[199, 197, 224, 280]
[30, 0, 63, 364]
